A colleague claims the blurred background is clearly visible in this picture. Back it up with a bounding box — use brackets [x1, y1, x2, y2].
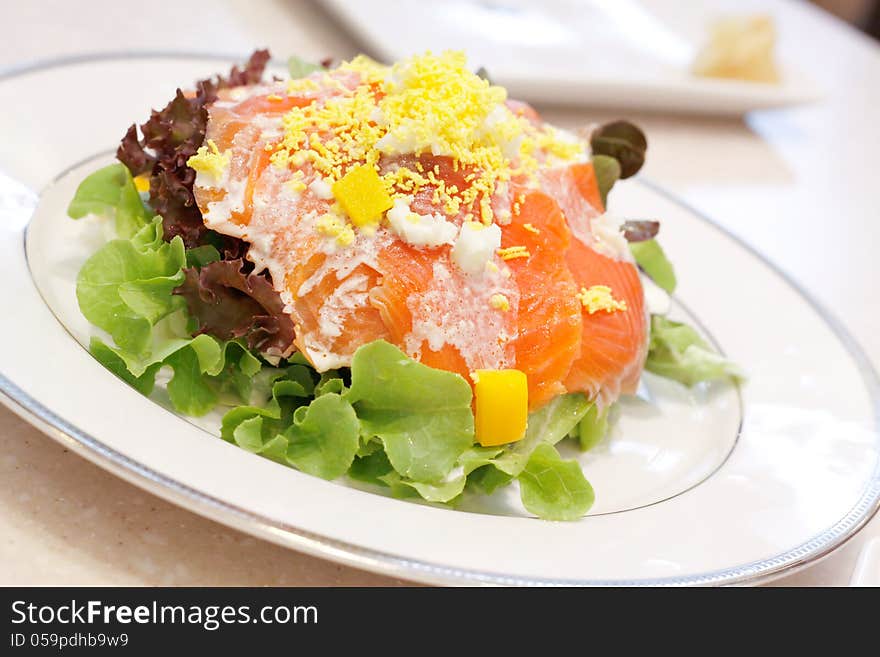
[813, 0, 879, 36]
[4, 0, 875, 116]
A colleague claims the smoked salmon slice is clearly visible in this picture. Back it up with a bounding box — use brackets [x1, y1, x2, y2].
[565, 241, 648, 405]
[540, 162, 648, 406]
[503, 189, 582, 409]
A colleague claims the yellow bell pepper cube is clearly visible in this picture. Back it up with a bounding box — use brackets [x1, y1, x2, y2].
[331, 164, 393, 228]
[133, 174, 150, 193]
[473, 369, 528, 446]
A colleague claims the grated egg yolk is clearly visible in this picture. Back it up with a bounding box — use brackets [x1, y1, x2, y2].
[577, 285, 628, 314]
[496, 245, 530, 261]
[316, 212, 355, 247]
[489, 293, 510, 311]
[187, 139, 230, 182]
[263, 50, 588, 236]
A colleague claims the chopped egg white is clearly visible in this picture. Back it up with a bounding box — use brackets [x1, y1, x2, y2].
[590, 213, 630, 260]
[386, 197, 457, 248]
[452, 221, 502, 274]
[480, 104, 523, 159]
[374, 125, 423, 155]
[309, 177, 335, 199]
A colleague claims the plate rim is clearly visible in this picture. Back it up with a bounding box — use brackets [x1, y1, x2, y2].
[0, 52, 878, 586]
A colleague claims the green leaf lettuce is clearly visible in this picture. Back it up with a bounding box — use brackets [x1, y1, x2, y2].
[76, 218, 185, 355]
[630, 239, 676, 294]
[518, 444, 595, 521]
[285, 393, 360, 479]
[346, 341, 474, 483]
[67, 163, 151, 239]
[646, 316, 744, 386]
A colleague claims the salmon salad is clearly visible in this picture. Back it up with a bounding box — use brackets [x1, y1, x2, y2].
[68, 51, 741, 519]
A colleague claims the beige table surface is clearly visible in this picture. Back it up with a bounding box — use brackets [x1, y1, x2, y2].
[1, 0, 878, 586]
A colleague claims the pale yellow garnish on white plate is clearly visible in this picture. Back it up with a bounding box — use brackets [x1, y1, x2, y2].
[692, 15, 780, 83]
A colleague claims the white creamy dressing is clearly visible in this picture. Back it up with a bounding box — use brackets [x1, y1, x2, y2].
[538, 166, 599, 248]
[318, 274, 370, 338]
[298, 335, 351, 372]
[589, 213, 630, 260]
[404, 257, 518, 371]
[253, 114, 283, 143]
[250, 208, 318, 296]
[297, 228, 389, 298]
[200, 119, 282, 239]
[247, 182, 319, 311]
[202, 177, 247, 237]
[641, 274, 670, 315]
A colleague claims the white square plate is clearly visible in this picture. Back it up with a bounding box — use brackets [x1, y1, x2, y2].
[320, 0, 822, 114]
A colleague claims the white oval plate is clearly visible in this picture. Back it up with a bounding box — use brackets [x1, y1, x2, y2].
[1, 54, 878, 586]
